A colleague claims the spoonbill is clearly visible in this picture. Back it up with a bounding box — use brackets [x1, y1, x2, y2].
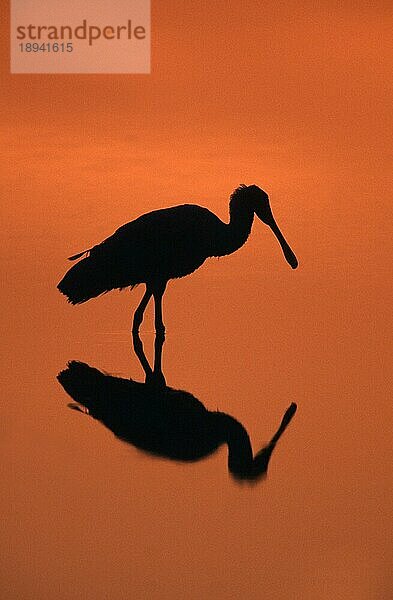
[57, 184, 298, 333]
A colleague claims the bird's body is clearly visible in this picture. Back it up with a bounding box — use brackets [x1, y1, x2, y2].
[58, 185, 298, 332]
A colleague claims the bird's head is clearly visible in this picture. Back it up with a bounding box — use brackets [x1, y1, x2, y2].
[245, 184, 271, 221]
[244, 184, 298, 269]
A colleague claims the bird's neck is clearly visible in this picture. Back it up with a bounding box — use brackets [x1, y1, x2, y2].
[212, 413, 253, 476]
[217, 201, 254, 256]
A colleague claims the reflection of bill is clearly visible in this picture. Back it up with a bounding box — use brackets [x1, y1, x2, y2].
[57, 329, 298, 483]
[16, 20, 147, 46]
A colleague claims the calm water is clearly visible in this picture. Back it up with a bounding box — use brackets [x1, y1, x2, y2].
[1, 2, 392, 598]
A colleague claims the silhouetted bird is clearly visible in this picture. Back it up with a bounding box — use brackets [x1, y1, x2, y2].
[57, 332, 297, 481]
[58, 185, 298, 333]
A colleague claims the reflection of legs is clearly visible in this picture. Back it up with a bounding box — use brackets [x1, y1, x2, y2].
[132, 285, 152, 333]
[132, 331, 152, 380]
[153, 331, 166, 386]
[132, 327, 166, 387]
[152, 281, 167, 335]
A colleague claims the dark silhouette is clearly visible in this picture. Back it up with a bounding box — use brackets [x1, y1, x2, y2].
[57, 332, 297, 481]
[58, 185, 298, 334]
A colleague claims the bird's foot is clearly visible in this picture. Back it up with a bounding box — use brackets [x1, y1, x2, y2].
[155, 324, 166, 337]
[132, 315, 143, 333]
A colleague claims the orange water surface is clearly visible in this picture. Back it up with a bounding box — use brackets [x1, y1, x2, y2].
[1, 2, 392, 599]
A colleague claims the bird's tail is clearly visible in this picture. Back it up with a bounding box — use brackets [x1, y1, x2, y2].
[68, 249, 90, 261]
[57, 252, 118, 304]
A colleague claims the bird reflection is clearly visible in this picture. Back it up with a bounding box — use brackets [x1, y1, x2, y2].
[57, 333, 297, 481]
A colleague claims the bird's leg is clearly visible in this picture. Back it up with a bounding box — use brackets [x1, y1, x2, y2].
[132, 286, 152, 333]
[152, 281, 167, 335]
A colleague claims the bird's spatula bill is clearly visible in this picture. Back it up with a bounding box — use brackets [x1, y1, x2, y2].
[255, 201, 298, 268]
[268, 219, 298, 269]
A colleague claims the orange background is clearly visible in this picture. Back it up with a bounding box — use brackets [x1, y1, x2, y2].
[1, 2, 392, 599]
